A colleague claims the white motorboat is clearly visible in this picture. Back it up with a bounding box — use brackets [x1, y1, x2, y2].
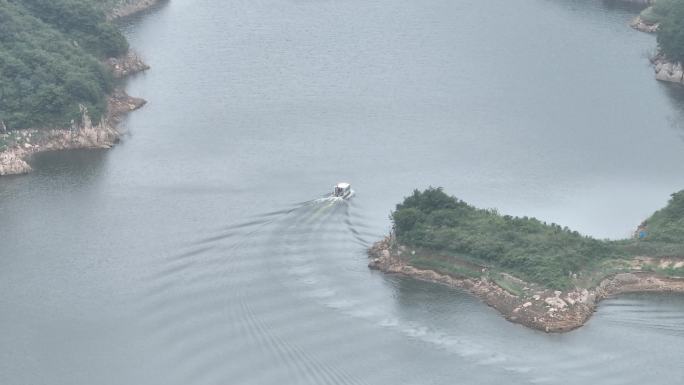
[332, 182, 352, 198]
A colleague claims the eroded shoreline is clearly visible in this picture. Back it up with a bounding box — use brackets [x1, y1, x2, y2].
[368, 237, 684, 333]
[0, 90, 145, 176]
[0, 1, 159, 176]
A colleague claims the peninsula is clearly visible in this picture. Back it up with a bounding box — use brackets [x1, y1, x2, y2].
[0, 0, 165, 176]
[369, 188, 684, 332]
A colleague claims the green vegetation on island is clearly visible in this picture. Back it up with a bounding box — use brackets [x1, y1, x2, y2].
[639, 190, 684, 243]
[391, 188, 684, 289]
[640, 0, 678, 25]
[0, 0, 128, 130]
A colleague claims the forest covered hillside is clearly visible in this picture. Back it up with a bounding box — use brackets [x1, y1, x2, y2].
[0, 0, 129, 130]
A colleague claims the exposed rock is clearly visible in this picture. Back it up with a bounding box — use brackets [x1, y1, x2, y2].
[105, 51, 150, 78]
[0, 0, 158, 177]
[107, 0, 165, 20]
[613, 273, 640, 284]
[0, 151, 31, 176]
[107, 89, 147, 124]
[0, 90, 145, 176]
[630, 16, 658, 33]
[368, 237, 684, 333]
[545, 297, 567, 309]
[653, 56, 684, 84]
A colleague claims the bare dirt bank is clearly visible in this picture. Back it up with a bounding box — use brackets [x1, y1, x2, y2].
[368, 237, 684, 333]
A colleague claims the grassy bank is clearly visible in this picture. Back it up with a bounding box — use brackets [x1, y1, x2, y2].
[391, 188, 684, 289]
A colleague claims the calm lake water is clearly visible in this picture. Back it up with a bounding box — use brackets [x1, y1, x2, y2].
[2, 0, 684, 384]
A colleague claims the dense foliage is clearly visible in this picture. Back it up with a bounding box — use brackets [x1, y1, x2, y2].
[657, 0, 684, 63]
[0, 0, 128, 130]
[392, 188, 684, 288]
[642, 191, 684, 243]
[640, 0, 678, 25]
[392, 188, 617, 289]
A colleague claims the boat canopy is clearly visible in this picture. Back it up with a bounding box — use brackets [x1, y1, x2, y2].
[333, 182, 351, 197]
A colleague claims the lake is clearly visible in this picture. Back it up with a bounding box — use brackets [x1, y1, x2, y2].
[1, 0, 683, 384]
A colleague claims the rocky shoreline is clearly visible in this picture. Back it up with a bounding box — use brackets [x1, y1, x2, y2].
[624, 2, 684, 85]
[368, 237, 684, 333]
[106, 50, 150, 78]
[0, 0, 159, 177]
[107, 0, 166, 20]
[0, 91, 145, 176]
[652, 54, 684, 85]
[630, 15, 658, 33]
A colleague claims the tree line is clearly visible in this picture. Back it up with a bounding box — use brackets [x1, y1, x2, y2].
[391, 188, 684, 289]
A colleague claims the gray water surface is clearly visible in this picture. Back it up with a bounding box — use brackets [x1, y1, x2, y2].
[2, 0, 684, 384]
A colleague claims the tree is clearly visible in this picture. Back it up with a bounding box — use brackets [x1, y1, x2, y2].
[657, 0, 684, 63]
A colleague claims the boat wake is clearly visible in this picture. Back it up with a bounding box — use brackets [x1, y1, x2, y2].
[138, 194, 378, 385]
[135, 192, 672, 385]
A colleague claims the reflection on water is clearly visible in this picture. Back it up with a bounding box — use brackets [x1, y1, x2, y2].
[663, 85, 684, 141]
[137, 198, 684, 385]
[30, 149, 109, 177]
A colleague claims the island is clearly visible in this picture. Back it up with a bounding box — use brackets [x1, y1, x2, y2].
[0, 0, 165, 176]
[369, 188, 684, 332]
